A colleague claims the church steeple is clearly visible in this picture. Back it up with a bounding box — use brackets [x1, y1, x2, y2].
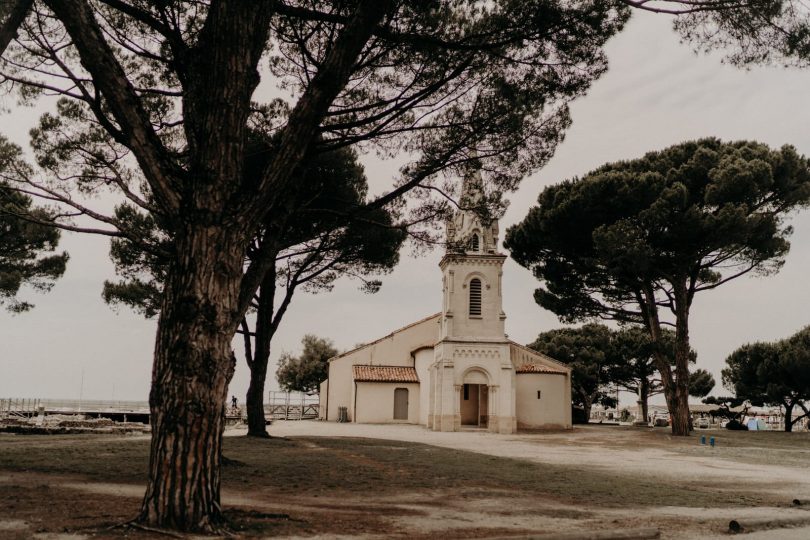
[460, 166, 484, 208]
[439, 171, 506, 341]
[446, 169, 500, 256]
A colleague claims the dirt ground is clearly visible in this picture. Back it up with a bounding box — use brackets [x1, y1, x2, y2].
[0, 423, 808, 539]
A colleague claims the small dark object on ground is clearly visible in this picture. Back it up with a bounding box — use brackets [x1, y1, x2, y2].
[793, 499, 803, 506]
[486, 526, 661, 539]
[728, 516, 810, 534]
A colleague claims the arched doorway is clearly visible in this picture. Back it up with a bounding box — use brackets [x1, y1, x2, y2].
[460, 369, 489, 428]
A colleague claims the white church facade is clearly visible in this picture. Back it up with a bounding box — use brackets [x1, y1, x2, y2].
[318, 174, 572, 433]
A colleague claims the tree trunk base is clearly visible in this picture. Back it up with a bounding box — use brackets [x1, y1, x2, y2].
[247, 429, 271, 438]
[134, 514, 233, 536]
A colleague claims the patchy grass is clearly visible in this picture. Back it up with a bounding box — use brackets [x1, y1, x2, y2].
[275, 437, 775, 508]
[668, 429, 810, 469]
[542, 424, 810, 452]
[0, 433, 149, 483]
[1, 483, 138, 540]
[0, 433, 777, 509]
[1, 429, 805, 538]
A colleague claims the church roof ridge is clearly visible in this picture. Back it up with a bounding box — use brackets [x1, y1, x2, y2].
[515, 364, 567, 374]
[328, 312, 441, 362]
[508, 340, 571, 372]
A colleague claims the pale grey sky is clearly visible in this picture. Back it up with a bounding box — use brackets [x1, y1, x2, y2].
[2, 11, 810, 404]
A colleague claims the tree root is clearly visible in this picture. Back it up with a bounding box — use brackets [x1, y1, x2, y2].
[246, 429, 272, 438]
[105, 519, 187, 538]
[104, 518, 237, 538]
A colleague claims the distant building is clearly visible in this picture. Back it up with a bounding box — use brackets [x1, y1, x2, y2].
[319, 171, 572, 433]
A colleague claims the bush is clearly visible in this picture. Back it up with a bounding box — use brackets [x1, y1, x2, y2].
[725, 419, 748, 430]
[572, 406, 589, 424]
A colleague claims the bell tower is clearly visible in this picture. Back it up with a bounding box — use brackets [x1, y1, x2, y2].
[428, 169, 516, 435]
[440, 169, 507, 340]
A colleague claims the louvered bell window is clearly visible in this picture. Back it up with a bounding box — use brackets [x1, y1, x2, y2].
[470, 234, 479, 252]
[469, 278, 482, 316]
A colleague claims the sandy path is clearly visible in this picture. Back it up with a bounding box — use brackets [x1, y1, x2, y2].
[256, 421, 810, 499]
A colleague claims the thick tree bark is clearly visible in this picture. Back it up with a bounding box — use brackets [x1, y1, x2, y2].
[670, 280, 692, 436]
[640, 284, 684, 433]
[246, 361, 270, 437]
[245, 266, 277, 438]
[138, 226, 246, 532]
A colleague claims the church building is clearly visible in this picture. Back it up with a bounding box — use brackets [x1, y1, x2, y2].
[318, 172, 572, 433]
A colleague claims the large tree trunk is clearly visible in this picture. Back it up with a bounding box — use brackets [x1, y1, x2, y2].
[640, 284, 684, 433]
[246, 361, 270, 437]
[581, 393, 594, 423]
[138, 226, 245, 532]
[784, 402, 794, 432]
[244, 256, 306, 438]
[639, 380, 649, 423]
[670, 281, 692, 436]
[245, 267, 276, 438]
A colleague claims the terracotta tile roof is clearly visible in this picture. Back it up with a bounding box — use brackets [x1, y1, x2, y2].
[352, 365, 420, 383]
[515, 363, 567, 375]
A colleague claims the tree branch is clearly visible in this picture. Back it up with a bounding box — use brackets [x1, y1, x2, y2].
[44, 0, 182, 213]
[0, 0, 32, 57]
[246, 0, 394, 225]
[620, 0, 752, 15]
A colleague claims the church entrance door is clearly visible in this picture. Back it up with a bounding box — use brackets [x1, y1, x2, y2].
[461, 383, 488, 427]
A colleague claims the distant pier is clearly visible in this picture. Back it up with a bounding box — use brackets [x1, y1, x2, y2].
[0, 398, 151, 423]
[1, 392, 319, 425]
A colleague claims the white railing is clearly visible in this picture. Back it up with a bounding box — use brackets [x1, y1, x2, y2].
[267, 391, 319, 420]
[0, 398, 42, 418]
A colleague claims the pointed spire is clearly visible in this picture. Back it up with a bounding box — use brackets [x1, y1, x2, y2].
[459, 150, 484, 209]
[460, 167, 484, 209]
[445, 159, 500, 255]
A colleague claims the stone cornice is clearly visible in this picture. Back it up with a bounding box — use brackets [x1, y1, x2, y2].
[437, 338, 509, 346]
[439, 253, 507, 269]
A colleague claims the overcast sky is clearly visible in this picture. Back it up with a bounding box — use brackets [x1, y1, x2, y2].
[2, 11, 810, 405]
